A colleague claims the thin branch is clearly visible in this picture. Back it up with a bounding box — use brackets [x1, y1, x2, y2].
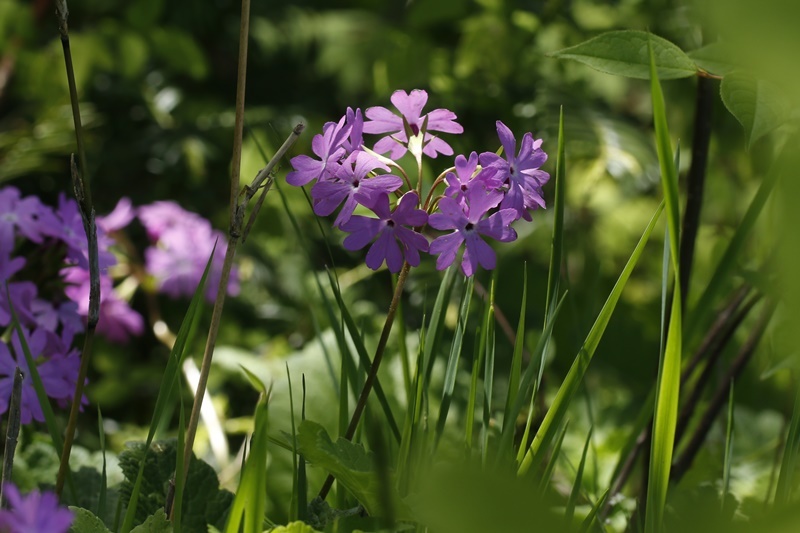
[671, 301, 776, 482]
[318, 262, 412, 500]
[678, 76, 714, 305]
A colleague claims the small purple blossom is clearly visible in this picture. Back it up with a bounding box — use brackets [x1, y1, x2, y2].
[342, 107, 364, 156]
[98, 196, 135, 234]
[479, 121, 549, 221]
[0, 483, 74, 533]
[0, 187, 61, 252]
[311, 151, 403, 228]
[443, 152, 501, 207]
[429, 187, 518, 277]
[287, 116, 350, 186]
[363, 89, 463, 160]
[0, 328, 81, 424]
[54, 194, 116, 269]
[341, 192, 429, 273]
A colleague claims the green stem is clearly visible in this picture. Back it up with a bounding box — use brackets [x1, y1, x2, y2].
[318, 262, 412, 500]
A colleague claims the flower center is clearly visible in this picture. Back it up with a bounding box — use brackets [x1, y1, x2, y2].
[411, 124, 420, 135]
[465, 222, 474, 231]
[460, 184, 468, 192]
[387, 220, 395, 227]
[353, 179, 360, 188]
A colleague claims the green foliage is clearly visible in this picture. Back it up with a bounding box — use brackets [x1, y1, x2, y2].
[118, 440, 233, 532]
[720, 72, 791, 148]
[70, 507, 112, 533]
[130, 509, 172, 533]
[268, 522, 322, 533]
[296, 420, 412, 521]
[687, 43, 737, 76]
[551, 31, 697, 79]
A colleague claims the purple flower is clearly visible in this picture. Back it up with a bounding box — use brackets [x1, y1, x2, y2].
[341, 192, 429, 273]
[0, 187, 61, 252]
[140, 203, 238, 301]
[428, 187, 518, 277]
[0, 282, 37, 330]
[98, 196, 135, 233]
[31, 299, 84, 337]
[287, 117, 350, 186]
[0, 328, 80, 424]
[363, 89, 463, 160]
[311, 151, 403, 228]
[479, 121, 549, 221]
[443, 152, 501, 207]
[342, 107, 364, 155]
[0, 483, 73, 533]
[54, 194, 116, 270]
[62, 267, 143, 343]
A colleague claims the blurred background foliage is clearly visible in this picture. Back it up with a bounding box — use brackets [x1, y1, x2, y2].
[1, 0, 796, 525]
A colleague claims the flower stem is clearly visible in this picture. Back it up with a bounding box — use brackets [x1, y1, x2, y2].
[1, 367, 23, 506]
[318, 261, 412, 500]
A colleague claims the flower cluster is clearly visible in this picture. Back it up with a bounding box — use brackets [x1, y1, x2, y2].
[0, 483, 73, 533]
[0, 186, 237, 424]
[286, 89, 549, 276]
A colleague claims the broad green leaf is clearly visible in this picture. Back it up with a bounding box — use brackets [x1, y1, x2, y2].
[687, 43, 737, 76]
[296, 420, 412, 520]
[645, 38, 683, 533]
[720, 72, 791, 148]
[551, 30, 697, 79]
[130, 509, 172, 533]
[518, 201, 664, 476]
[69, 507, 112, 533]
[269, 522, 322, 533]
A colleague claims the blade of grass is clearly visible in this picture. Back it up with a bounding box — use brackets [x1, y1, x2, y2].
[287, 364, 299, 521]
[325, 268, 401, 442]
[721, 383, 735, 511]
[225, 392, 271, 533]
[644, 34, 683, 533]
[0, 367, 22, 508]
[423, 266, 459, 380]
[539, 420, 569, 492]
[566, 427, 594, 524]
[482, 284, 497, 467]
[579, 488, 610, 533]
[464, 327, 483, 454]
[298, 375, 308, 521]
[519, 202, 664, 476]
[173, 394, 186, 533]
[123, 248, 213, 532]
[774, 385, 800, 506]
[503, 268, 527, 447]
[97, 407, 107, 518]
[434, 276, 474, 450]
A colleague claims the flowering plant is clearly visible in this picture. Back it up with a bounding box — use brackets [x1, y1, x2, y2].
[286, 89, 550, 276]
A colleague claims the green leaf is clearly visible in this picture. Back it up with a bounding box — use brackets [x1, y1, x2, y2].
[296, 420, 412, 520]
[565, 427, 594, 524]
[69, 507, 112, 533]
[720, 72, 791, 148]
[518, 201, 664, 477]
[119, 441, 233, 533]
[687, 43, 737, 76]
[130, 509, 172, 533]
[550, 30, 697, 79]
[269, 522, 323, 533]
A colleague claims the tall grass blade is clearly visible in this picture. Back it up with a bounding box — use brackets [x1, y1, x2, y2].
[465, 327, 483, 454]
[173, 394, 186, 533]
[545, 106, 567, 323]
[298, 375, 308, 521]
[434, 276, 474, 449]
[225, 394, 271, 533]
[775, 386, 800, 506]
[518, 202, 664, 476]
[579, 488, 610, 533]
[482, 285, 497, 466]
[645, 35, 683, 533]
[325, 268, 401, 441]
[121, 247, 213, 532]
[566, 427, 594, 524]
[287, 364, 299, 521]
[539, 421, 569, 492]
[722, 383, 735, 511]
[97, 407, 107, 518]
[503, 269, 527, 445]
[422, 266, 459, 380]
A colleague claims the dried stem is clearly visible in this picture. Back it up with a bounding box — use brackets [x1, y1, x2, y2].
[671, 301, 776, 482]
[1, 367, 23, 507]
[679, 76, 714, 305]
[56, 1, 102, 489]
[318, 262, 412, 500]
